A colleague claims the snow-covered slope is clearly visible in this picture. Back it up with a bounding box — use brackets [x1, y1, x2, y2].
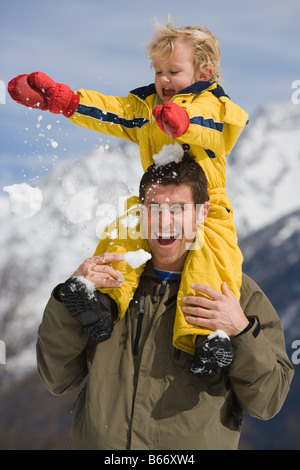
[0, 142, 143, 385]
[0, 100, 300, 385]
[240, 208, 300, 341]
[227, 101, 300, 237]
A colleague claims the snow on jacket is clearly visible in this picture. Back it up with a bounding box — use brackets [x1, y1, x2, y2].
[36, 264, 294, 450]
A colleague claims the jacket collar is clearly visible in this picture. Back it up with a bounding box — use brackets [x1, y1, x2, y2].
[130, 81, 229, 101]
[130, 83, 156, 100]
[177, 80, 214, 96]
[177, 81, 230, 99]
[141, 261, 182, 289]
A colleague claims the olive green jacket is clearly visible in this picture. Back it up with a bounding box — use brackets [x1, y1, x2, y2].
[36, 264, 293, 450]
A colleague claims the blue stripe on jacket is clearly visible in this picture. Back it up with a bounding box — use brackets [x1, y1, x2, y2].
[190, 115, 223, 132]
[131, 81, 225, 133]
[76, 104, 149, 129]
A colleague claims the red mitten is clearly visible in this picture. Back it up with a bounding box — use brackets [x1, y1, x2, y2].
[152, 102, 189, 138]
[8, 74, 48, 110]
[8, 72, 79, 117]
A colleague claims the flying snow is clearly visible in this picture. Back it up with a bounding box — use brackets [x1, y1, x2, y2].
[62, 186, 99, 224]
[153, 142, 184, 167]
[3, 183, 43, 218]
[95, 203, 116, 238]
[50, 139, 58, 149]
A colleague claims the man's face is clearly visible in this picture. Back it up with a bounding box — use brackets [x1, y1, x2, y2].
[141, 183, 209, 271]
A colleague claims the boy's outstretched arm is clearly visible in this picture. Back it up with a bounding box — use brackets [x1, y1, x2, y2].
[8, 72, 141, 146]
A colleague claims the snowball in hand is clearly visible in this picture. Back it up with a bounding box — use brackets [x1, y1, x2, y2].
[3, 183, 43, 218]
[123, 249, 152, 269]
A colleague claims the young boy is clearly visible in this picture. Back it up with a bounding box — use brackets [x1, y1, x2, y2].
[8, 19, 248, 376]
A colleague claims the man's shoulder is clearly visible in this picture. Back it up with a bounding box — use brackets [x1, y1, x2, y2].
[240, 273, 274, 315]
[240, 273, 265, 308]
[241, 273, 260, 295]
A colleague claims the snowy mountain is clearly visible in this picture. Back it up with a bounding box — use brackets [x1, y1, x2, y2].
[240, 208, 300, 343]
[0, 100, 300, 387]
[226, 101, 300, 237]
[237, 208, 300, 450]
[0, 142, 143, 385]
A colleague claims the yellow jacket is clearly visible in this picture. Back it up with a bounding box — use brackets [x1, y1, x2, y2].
[70, 82, 248, 354]
[70, 81, 247, 189]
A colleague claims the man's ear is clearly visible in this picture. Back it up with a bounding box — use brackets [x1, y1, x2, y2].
[197, 201, 210, 224]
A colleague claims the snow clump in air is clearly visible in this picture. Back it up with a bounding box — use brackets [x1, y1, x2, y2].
[153, 142, 184, 167]
[3, 183, 43, 218]
[50, 139, 58, 149]
[123, 249, 152, 269]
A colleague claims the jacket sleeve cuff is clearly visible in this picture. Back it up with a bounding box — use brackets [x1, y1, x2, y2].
[229, 316, 276, 381]
[63, 92, 80, 117]
[235, 316, 261, 338]
[52, 283, 64, 302]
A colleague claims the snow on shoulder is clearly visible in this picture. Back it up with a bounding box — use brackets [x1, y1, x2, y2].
[153, 143, 184, 167]
[123, 249, 152, 269]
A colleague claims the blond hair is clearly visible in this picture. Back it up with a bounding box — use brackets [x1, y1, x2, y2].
[146, 17, 221, 82]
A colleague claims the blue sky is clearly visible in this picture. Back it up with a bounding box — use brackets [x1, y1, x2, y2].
[1, 0, 299, 186]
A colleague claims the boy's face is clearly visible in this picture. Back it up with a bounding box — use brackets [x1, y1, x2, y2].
[153, 38, 206, 102]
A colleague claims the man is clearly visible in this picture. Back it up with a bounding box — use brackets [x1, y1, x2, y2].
[36, 154, 293, 450]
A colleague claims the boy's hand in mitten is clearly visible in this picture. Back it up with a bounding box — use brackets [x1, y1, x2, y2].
[152, 102, 189, 138]
[8, 72, 79, 117]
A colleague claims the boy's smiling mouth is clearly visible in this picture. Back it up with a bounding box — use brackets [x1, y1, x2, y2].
[162, 87, 175, 99]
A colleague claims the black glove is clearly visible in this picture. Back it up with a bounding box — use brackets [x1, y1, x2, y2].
[61, 277, 118, 343]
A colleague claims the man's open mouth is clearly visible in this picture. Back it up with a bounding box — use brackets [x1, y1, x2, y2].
[155, 232, 180, 245]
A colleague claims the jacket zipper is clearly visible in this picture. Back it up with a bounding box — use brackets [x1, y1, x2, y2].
[133, 291, 146, 356]
[133, 280, 169, 356]
[159, 281, 181, 360]
[158, 280, 167, 302]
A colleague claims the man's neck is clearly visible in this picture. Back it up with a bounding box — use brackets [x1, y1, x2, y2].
[151, 252, 188, 273]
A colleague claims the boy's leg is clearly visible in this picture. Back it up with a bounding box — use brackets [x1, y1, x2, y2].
[93, 197, 150, 320]
[61, 277, 118, 343]
[191, 331, 233, 376]
[173, 211, 242, 374]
